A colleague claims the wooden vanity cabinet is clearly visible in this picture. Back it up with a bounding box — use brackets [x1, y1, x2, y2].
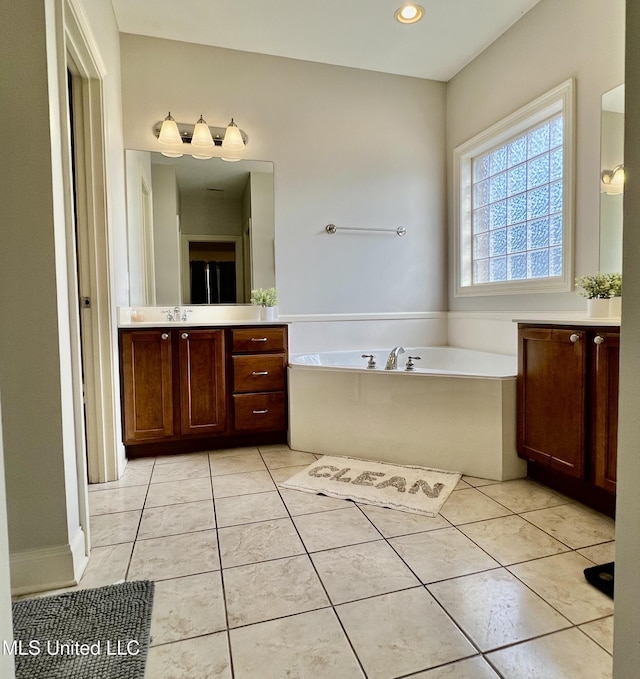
[119, 324, 288, 454]
[517, 323, 619, 516]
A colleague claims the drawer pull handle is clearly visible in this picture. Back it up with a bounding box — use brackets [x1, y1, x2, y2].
[569, 333, 580, 343]
[252, 409, 269, 414]
[251, 371, 269, 376]
[251, 337, 268, 342]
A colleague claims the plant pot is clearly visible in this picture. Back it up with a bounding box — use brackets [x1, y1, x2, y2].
[259, 306, 276, 321]
[609, 296, 621, 318]
[587, 298, 610, 318]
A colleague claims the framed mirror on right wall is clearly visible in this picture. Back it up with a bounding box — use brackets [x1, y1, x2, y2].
[600, 83, 625, 274]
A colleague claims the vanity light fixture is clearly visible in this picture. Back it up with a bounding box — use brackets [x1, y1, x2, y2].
[394, 3, 424, 24]
[154, 112, 249, 159]
[601, 164, 625, 194]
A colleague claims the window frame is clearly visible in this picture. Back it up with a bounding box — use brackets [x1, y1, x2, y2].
[453, 79, 575, 297]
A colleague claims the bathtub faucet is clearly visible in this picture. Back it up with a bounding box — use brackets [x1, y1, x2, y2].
[385, 346, 405, 370]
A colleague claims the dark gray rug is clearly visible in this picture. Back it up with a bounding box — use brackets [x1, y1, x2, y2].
[12, 580, 154, 679]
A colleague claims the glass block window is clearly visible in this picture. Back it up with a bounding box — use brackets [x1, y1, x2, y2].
[454, 80, 574, 296]
[471, 114, 563, 284]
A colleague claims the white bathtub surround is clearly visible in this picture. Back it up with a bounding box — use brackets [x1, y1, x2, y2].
[279, 456, 461, 517]
[288, 347, 526, 482]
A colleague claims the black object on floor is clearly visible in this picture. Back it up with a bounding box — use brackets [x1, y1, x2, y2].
[584, 561, 614, 598]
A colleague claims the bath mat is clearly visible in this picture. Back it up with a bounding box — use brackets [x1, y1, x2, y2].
[279, 455, 461, 517]
[11, 580, 154, 679]
[584, 562, 614, 599]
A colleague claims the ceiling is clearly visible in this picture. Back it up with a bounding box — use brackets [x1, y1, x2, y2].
[112, 0, 542, 81]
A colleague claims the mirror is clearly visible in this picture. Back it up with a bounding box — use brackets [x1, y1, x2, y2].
[599, 84, 624, 273]
[125, 151, 274, 305]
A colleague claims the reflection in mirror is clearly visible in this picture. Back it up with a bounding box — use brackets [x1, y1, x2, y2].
[125, 151, 274, 305]
[599, 84, 624, 274]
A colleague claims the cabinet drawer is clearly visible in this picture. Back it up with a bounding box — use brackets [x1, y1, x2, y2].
[233, 355, 286, 393]
[232, 327, 286, 353]
[233, 392, 286, 431]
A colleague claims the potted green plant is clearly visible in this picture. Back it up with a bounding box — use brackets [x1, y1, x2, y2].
[251, 287, 278, 321]
[575, 273, 612, 317]
[607, 272, 622, 317]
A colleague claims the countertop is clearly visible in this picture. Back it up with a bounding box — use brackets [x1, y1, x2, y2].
[118, 320, 288, 329]
[513, 317, 620, 327]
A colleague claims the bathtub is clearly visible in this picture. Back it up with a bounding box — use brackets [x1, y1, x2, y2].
[287, 346, 526, 481]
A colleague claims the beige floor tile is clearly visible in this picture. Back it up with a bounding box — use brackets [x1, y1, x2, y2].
[439, 488, 512, 525]
[268, 465, 309, 484]
[580, 616, 614, 654]
[146, 632, 231, 679]
[428, 569, 570, 651]
[154, 452, 209, 465]
[151, 571, 226, 646]
[336, 588, 475, 679]
[279, 487, 353, 516]
[410, 656, 500, 678]
[454, 479, 472, 490]
[218, 518, 304, 568]
[211, 470, 275, 498]
[128, 530, 219, 581]
[508, 552, 614, 624]
[461, 476, 499, 487]
[261, 449, 317, 469]
[478, 478, 570, 513]
[209, 446, 261, 460]
[522, 504, 615, 549]
[293, 507, 381, 552]
[230, 608, 363, 679]
[209, 452, 266, 476]
[486, 627, 613, 678]
[89, 485, 147, 516]
[389, 527, 499, 584]
[77, 543, 133, 589]
[224, 555, 329, 627]
[151, 457, 210, 484]
[458, 515, 569, 565]
[578, 541, 616, 564]
[215, 491, 288, 527]
[358, 503, 451, 537]
[145, 477, 213, 508]
[311, 540, 419, 604]
[125, 456, 155, 467]
[90, 510, 140, 547]
[138, 500, 215, 540]
[88, 464, 152, 491]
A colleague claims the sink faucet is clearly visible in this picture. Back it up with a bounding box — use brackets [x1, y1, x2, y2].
[385, 346, 405, 370]
[174, 306, 181, 321]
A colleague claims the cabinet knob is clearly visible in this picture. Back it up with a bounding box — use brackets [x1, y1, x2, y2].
[594, 335, 605, 345]
[181, 333, 189, 340]
[161, 333, 169, 340]
[569, 333, 580, 343]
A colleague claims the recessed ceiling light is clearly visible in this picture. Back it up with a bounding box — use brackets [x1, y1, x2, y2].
[394, 4, 425, 24]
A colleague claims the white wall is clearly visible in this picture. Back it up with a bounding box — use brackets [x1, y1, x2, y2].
[180, 192, 242, 237]
[447, 0, 625, 314]
[613, 0, 640, 673]
[120, 34, 448, 337]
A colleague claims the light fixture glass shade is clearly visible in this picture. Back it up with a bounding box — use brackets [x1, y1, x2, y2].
[191, 116, 215, 158]
[222, 119, 245, 152]
[158, 112, 184, 157]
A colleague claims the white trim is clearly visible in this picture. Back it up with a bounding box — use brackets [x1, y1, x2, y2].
[181, 234, 245, 304]
[454, 79, 575, 297]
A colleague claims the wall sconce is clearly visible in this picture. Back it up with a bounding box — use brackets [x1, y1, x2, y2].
[601, 164, 625, 195]
[155, 112, 248, 160]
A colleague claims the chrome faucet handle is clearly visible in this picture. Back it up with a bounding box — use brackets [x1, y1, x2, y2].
[405, 356, 422, 371]
[161, 309, 174, 322]
[361, 354, 377, 369]
[181, 309, 193, 322]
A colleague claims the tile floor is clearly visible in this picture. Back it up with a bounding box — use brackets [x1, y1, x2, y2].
[79, 445, 615, 678]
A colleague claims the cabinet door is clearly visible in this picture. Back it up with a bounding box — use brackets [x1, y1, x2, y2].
[178, 329, 227, 436]
[121, 330, 173, 443]
[517, 327, 586, 478]
[592, 331, 619, 493]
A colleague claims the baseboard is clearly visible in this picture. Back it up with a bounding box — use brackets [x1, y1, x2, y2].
[10, 530, 87, 596]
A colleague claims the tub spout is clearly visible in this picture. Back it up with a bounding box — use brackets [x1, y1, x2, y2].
[385, 346, 405, 370]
